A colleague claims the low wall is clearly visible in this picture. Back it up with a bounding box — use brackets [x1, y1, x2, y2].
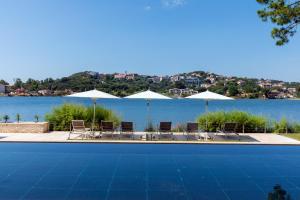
[0, 122, 49, 133]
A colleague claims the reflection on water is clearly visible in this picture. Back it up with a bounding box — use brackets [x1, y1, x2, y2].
[268, 185, 291, 200]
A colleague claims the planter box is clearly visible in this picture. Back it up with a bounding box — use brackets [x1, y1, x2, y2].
[0, 122, 49, 133]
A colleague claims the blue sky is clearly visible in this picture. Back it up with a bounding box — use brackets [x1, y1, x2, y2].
[0, 0, 299, 82]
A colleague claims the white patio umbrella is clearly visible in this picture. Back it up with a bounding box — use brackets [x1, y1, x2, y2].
[124, 89, 172, 125]
[185, 90, 233, 112]
[66, 89, 119, 131]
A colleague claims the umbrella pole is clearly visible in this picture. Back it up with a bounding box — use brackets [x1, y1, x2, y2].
[147, 99, 151, 126]
[205, 100, 208, 131]
[92, 98, 96, 133]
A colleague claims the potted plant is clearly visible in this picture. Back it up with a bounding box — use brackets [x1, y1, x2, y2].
[3, 115, 10, 123]
[34, 115, 39, 123]
[16, 113, 21, 123]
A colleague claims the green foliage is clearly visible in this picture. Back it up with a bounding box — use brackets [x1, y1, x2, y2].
[45, 104, 87, 131]
[197, 111, 226, 132]
[257, 0, 300, 45]
[45, 103, 120, 131]
[227, 82, 239, 96]
[86, 106, 121, 129]
[196, 111, 268, 132]
[34, 115, 40, 123]
[144, 121, 156, 132]
[16, 113, 21, 123]
[172, 123, 186, 132]
[3, 115, 9, 123]
[274, 117, 289, 133]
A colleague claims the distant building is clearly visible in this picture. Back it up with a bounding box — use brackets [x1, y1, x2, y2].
[114, 73, 127, 79]
[169, 88, 198, 97]
[125, 74, 135, 80]
[237, 80, 245, 86]
[0, 84, 5, 93]
[287, 87, 297, 93]
[114, 73, 135, 80]
[170, 75, 184, 82]
[148, 76, 163, 83]
[258, 80, 272, 89]
[185, 77, 201, 86]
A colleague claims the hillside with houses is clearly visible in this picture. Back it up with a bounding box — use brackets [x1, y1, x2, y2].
[0, 71, 300, 99]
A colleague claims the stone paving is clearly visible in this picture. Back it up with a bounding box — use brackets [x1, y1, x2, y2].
[0, 132, 299, 145]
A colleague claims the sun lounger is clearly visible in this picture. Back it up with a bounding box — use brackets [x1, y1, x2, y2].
[219, 122, 240, 140]
[120, 121, 134, 140]
[186, 122, 199, 140]
[69, 120, 92, 139]
[100, 121, 115, 139]
[157, 122, 173, 140]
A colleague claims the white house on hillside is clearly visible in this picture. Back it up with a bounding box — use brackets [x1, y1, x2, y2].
[0, 84, 6, 94]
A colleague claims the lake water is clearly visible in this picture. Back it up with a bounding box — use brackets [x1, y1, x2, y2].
[0, 97, 300, 130]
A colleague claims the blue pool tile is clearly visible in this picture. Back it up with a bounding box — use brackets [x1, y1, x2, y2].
[148, 176, 184, 191]
[254, 177, 296, 192]
[23, 188, 68, 200]
[66, 189, 107, 200]
[48, 164, 85, 176]
[224, 189, 266, 200]
[148, 190, 187, 200]
[107, 190, 147, 200]
[187, 189, 227, 200]
[243, 166, 278, 177]
[81, 165, 115, 177]
[287, 189, 300, 199]
[217, 177, 259, 190]
[73, 176, 111, 190]
[115, 167, 146, 177]
[0, 165, 19, 177]
[0, 186, 29, 199]
[183, 177, 219, 190]
[148, 167, 180, 177]
[36, 175, 78, 189]
[0, 175, 41, 188]
[111, 176, 146, 190]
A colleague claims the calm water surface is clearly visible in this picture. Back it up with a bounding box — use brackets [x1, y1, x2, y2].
[0, 143, 299, 200]
[0, 97, 300, 130]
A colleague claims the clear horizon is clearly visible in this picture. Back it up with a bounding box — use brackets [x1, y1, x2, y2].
[0, 0, 300, 82]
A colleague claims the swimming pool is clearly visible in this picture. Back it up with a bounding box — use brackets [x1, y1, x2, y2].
[0, 143, 299, 200]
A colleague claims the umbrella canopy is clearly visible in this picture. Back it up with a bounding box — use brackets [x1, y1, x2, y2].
[67, 89, 119, 99]
[125, 90, 171, 129]
[185, 90, 233, 100]
[186, 90, 234, 113]
[124, 90, 171, 100]
[66, 89, 119, 132]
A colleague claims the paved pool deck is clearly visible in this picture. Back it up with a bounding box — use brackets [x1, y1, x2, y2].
[0, 132, 299, 145]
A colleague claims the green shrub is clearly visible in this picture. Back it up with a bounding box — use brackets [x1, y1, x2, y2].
[46, 104, 121, 131]
[144, 121, 156, 132]
[172, 123, 186, 132]
[196, 111, 268, 133]
[86, 105, 121, 129]
[291, 123, 300, 133]
[16, 113, 21, 123]
[274, 118, 289, 133]
[3, 115, 9, 123]
[197, 111, 226, 132]
[45, 104, 87, 131]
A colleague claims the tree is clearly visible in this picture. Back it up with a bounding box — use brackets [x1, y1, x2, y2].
[227, 83, 239, 96]
[0, 80, 8, 85]
[13, 78, 23, 88]
[257, 0, 300, 45]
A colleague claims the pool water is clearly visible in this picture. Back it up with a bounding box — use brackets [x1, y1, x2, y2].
[0, 143, 300, 200]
